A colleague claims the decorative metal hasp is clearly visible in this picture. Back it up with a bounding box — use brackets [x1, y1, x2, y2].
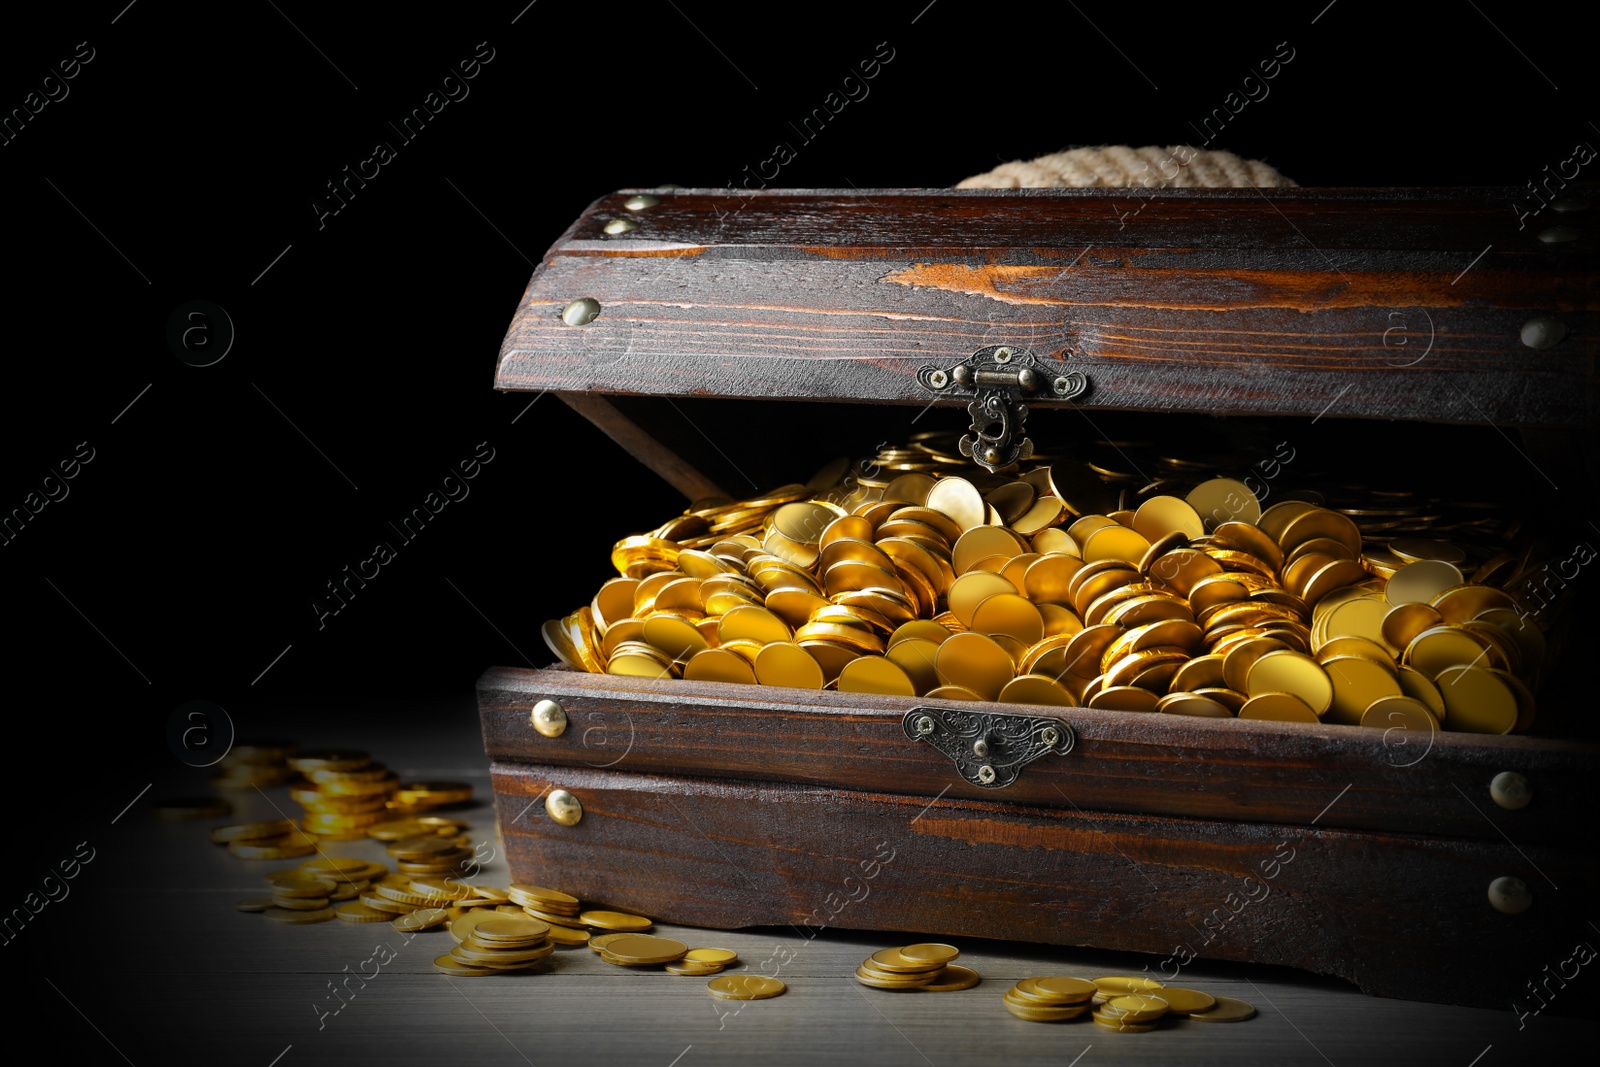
[903, 706, 1075, 789]
[917, 346, 1089, 473]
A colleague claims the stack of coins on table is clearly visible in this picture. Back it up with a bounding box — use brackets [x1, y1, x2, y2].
[1002, 976, 1097, 1020]
[288, 749, 399, 842]
[508, 883, 593, 944]
[1002, 975, 1255, 1029]
[546, 440, 1557, 735]
[854, 944, 981, 991]
[434, 915, 555, 976]
[235, 855, 390, 924]
[211, 743, 295, 790]
[210, 818, 319, 860]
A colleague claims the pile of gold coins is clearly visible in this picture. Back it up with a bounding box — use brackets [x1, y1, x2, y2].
[1003, 975, 1254, 1029]
[854, 943, 981, 991]
[544, 443, 1549, 734]
[211, 818, 320, 860]
[285, 747, 474, 843]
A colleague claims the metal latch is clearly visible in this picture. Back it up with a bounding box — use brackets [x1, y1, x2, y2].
[903, 706, 1076, 789]
[917, 346, 1090, 473]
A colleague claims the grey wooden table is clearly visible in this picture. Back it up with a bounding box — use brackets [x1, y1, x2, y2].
[27, 696, 1594, 1067]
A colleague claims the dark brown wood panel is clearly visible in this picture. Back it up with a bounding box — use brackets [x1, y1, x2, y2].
[478, 666, 1600, 847]
[494, 189, 1595, 425]
[491, 760, 1596, 1008]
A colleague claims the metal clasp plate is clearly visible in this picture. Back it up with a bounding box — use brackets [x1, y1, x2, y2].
[917, 346, 1090, 473]
[903, 706, 1076, 789]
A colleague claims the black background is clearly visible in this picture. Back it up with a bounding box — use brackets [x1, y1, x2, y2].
[3, 0, 1592, 818]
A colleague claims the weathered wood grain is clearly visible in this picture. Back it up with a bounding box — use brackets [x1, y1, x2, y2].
[494, 188, 1596, 426]
[492, 760, 1596, 1009]
[479, 666, 1600, 847]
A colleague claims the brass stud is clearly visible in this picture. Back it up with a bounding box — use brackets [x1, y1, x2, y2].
[1488, 875, 1532, 915]
[973, 738, 990, 758]
[624, 194, 660, 211]
[603, 218, 639, 236]
[530, 699, 568, 738]
[1519, 317, 1567, 350]
[1490, 771, 1532, 810]
[561, 298, 601, 326]
[546, 789, 583, 827]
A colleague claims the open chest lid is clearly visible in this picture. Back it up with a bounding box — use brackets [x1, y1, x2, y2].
[494, 187, 1595, 429]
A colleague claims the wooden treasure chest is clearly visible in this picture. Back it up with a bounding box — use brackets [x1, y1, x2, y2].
[476, 186, 1598, 1010]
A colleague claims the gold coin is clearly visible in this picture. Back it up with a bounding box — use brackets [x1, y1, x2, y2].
[685, 947, 739, 965]
[898, 943, 959, 965]
[270, 892, 331, 910]
[455, 940, 555, 964]
[450, 909, 508, 943]
[1082, 524, 1152, 565]
[1246, 651, 1332, 715]
[1093, 976, 1164, 995]
[607, 648, 673, 679]
[867, 948, 941, 973]
[684, 648, 758, 685]
[948, 571, 1017, 627]
[265, 870, 338, 895]
[1386, 560, 1465, 606]
[753, 641, 825, 689]
[230, 838, 317, 860]
[1323, 596, 1389, 646]
[1239, 691, 1320, 722]
[392, 907, 450, 932]
[936, 632, 1016, 701]
[1397, 665, 1447, 721]
[1133, 495, 1205, 541]
[1170, 654, 1225, 692]
[1030, 976, 1098, 1000]
[1031, 527, 1080, 557]
[666, 961, 726, 976]
[926, 476, 987, 532]
[1187, 995, 1257, 1022]
[472, 917, 553, 942]
[998, 674, 1077, 706]
[925, 685, 985, 701]
[1148, 987, 1216, 1014]
[708, 975, 786, 1000]
[432, 954, 498, 977]
[855, 964, 939, 988]
[1222, 637, 1291, 693]
[334, 902, 393, 923]
[1316, 636, 1396, 671]
[1361, 695, 1439, 736]
[884, 472, 938, 505]
[921, 964, 981, 991]
[1431, 583, 1518, 624]
[887, 639, 943, 695]
[1187, 478, 1261, 528]
[1157, 692, 1233, 717]
[263, 905, 335, 924]
[507, 884, 579, 908]
[601, 935, 687, 964]
[1321, 655, 1403, 726]
[1404, 626, 1488, 677]
[579, 909, 653, 931]
[1012, 495, 1066, 536]
[1103, 993, 1171, 1022]
[235, 897, 275, 912]
[837, 655, 917, 696]
[971, 593, 1045, 644]
[642, 614, 709, 663]
[1390, 537, 1469, 565]
[1087, 686, 1161, 712]
[1090, 1012, 1157, 1032]
[1300, 558, 1370, 605]
[1004, 998, 1088, 1022]
[1435, 666, 1517, 734]
[952, 526, 1025, 574]
[718, 604, 791, 645]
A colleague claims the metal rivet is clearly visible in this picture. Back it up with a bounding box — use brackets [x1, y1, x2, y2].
[603, 218, 638, 236]
[561, 298, 601, 326]
[1018, 367, 1040, 390]
[1488, 875, 1532, 915]
[983, 446, 1001, 465]
[1052, 376, 1072, 396]
[1041, 726, 1061, 747]
[530, 699, 568, 738]
[977, 765, 996, 785]
[624, 194, 660, 211]
[1538, 225, 1579, 244]
[915, 715, 936, 736]
[973, 738, 990, 758]
[1551, 198, 1590, 213]
[952, 364, 973, 386]
[546, 789, 583, 827]
[928, 370, 949, 389]
[1490, 771, 1532, 810]
[994, 347, 1013, 363]
[1520, 317, 1568, 350]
